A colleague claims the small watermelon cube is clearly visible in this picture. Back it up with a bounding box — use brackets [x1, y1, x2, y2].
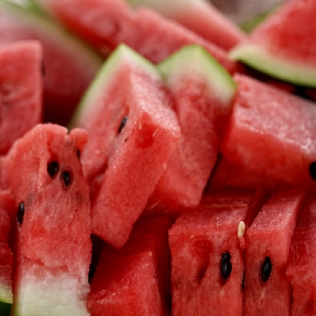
[243, 189, 305, 315]
[0, 124, 92, 316]
[286, 197, 316, 315]
[169, 190, 265, 316]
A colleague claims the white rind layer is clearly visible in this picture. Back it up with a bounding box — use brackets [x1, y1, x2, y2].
[0, 281, 13, 304]
[11, 268, 90, 316]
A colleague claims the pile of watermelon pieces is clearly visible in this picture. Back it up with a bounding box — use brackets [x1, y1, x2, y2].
[1, 0, 316, 315]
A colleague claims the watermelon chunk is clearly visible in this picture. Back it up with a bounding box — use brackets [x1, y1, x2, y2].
[220, 74, 316, 192]
[243, 189, 305, 315]
[0, 124, 91, 316]
[33, 0, 240, 74]
[230, 0, 316, 87]
[286, 197, 316, 315]
[0, 0, 102, 125]
[147, 44, 236, 211]
[0, 40, 42, 155]
[88, 215, 174, 315]
[169, 190, 265, 316]
[71, 44, 180, 248]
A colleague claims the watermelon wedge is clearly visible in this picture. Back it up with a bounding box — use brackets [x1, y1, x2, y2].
[0, 40, 42, 155]
[0, 124, 91, 316]
[71, 44, 180, 248]
[33, 0, 240, 74]
[0, 0, 102, 125]
[230, 0, 316, 88]
[243, 189, 305, 316]
[148, 44, 236, 211]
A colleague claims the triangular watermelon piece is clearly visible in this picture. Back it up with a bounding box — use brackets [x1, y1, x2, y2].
[230, 0, 316, 88]
[0, 124, 91, 316]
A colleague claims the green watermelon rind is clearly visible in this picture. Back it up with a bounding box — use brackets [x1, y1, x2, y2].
[0, 283, 13, 304]
[159, 44, 237, 102]
[69, 44, 161, 128]
[230, 43, 316, 88]
[0, 301, 11, 316]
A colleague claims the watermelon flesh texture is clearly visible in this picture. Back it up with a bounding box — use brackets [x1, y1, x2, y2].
[146, 45, 235, 211]
[243, 189, 305, 316]
[71, 44, 180, 248]
[169, 190, 265, 316]
[0, 124, 92, 316]
[127, 0, 246, 50]
[230, 0, 316, 88]
[33, 0, 240, 74]
[88, 215, 174, 316]
[286, 198, 316, 316]
[0, 0, 102, 126]
[0, 40, 42, 155]
[220, 74, 316, 192]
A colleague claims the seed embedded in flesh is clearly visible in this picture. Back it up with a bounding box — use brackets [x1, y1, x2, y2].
[17, 202, 25, 225]
[118, 116, 128, 134]
[47, 161, 59, 178]
[221, 252, 232, 280]
[61, 170, 72, 188]
[261, 256, 272, 282]
[309, 161, 316, 181]
[76, 149, 81, 159]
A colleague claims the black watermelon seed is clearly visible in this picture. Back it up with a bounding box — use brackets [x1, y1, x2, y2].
[118, 116, 128, 134]
[309, 161, 316, 181]
[76, 149, 81, 159]
[47, 161, 59, 178]
[61, 170, 72, 188]
[17, 202, 25, 225]
[221, 252, 232, 280]
[261, 256, 272, 282]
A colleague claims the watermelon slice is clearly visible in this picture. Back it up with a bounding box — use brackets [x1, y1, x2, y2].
[0, 40, 42, 155]
[220, 74, 316, 192]
[126, 0, 246, 50]
[71, 44, 180, 248]
[0, 124, 91, 316]
[243, 189, 305, 315]
[88, 215, 174, 315]
[286, 197, 316, 315]
[169, 189, 265, 316]
[0, 0, 102, 125]
[33, 0, 240, 74]
[147, 44, 236, 210]
[230, 0, 316, 88]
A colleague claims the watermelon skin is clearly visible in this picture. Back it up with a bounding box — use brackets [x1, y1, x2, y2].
[230, 0, 316, 88]
[243, 189, 305, 316]
[169, 190, 265, 316]
[0, 124, 91, 316]
[286, 198, 316, 316]
[33, 0, 240, 74]
[0, 0, 102, 126]
[220, 74, 316, 192]
[0, 40, 42, 155]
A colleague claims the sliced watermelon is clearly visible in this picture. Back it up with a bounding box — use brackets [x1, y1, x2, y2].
[230, 0, 316, 87]
[71, 44, 180, 248]
[0, 124, 91, 316]
[126, 0, 246, 50]
[0, 40, 42, 155]
[33, 0, 240, 74]
[169, 190, 265, 316]
[220, 74, 316, 192]
[147, 44, 236, 211]
[0, 0, 102, 125]
[244, 189, 305, 315]
[286, 197, 316, 315]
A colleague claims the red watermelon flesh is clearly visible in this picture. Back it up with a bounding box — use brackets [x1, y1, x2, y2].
[0, 40, 42, 155]
[0, 0, 102, 126]
[0, 124, 91, 316]
[169, 190, 265, 316]
[244, 189, 305, 316]
[220, 74, 316, 192]
[72, 44, 180, 248]
[34, 0, 240, 74]
[88, 215, 174, 316]
[147, 45, 236, 211]
[286, 197, 316, 316]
